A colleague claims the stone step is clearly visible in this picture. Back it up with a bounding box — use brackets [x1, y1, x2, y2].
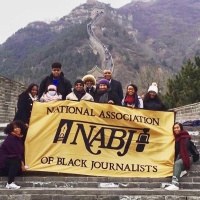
[0, 188, 200, 199]
[0, 174, 200, 188]
[0, 180, 200, 190]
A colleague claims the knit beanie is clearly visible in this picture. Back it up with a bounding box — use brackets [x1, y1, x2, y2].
[51, 62, 62, 69]
[48, 84, 57, 91]
[82, 74, 96, 85]
[74, 79, 84, 86]
[98, 79, 110, 87]
[148, 82, 158, 94]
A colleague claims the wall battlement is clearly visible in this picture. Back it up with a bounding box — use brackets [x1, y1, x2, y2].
[0, 76, 26, 123]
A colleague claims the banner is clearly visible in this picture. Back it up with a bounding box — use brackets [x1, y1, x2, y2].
[25, 100, 175, 177]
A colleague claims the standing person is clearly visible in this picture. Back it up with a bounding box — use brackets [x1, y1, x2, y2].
[0, 121, 27, 189]
[122, 84, 143, 108]
[94, 79, 121, 105]
[165, 122, 193, 191]
[82, 74, 96, 98]
[14, 83, 38, 126]
[143, 82, 166, 111]
[103, 69, 123, 101]
[66, 79, 94, 101]
[38, 62, 72, 100]
[40, 85, 62, 102]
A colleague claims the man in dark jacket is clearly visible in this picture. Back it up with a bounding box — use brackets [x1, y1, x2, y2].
[38, 62, 72, 100]
[103, 69, 123, 101]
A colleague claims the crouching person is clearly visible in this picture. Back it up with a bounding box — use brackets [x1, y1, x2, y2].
[165, 122, 193, 191]
[0, 121, 27, 189]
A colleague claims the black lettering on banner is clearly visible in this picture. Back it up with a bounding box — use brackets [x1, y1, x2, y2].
[53, 119, 150, 156]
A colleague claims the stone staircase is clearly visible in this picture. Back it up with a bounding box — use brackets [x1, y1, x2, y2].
[0, 126, 200, 199]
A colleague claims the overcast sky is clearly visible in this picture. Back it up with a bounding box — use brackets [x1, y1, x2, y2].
[0, 0, 132, 44]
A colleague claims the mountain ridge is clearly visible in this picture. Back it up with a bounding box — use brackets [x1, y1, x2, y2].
[0, 0, 199, 92]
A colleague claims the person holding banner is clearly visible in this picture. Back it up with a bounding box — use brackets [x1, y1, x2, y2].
[122, 84, 143, 108]
[66, 79, 94, 101]
[14, 83, 38, 126]
[0, 121, 27, 189]
[94, 79, 121, 105]
[165, 122, 193, 191]
[143, 82, 166, 111]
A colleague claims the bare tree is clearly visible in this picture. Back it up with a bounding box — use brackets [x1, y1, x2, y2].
[134, 65, 172, 95]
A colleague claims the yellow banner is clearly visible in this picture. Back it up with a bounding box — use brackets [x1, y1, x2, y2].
[25, 100, 175, 177]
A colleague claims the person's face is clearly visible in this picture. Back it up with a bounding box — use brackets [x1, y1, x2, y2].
[13, 125, 21, 135]
[99, 84, 108, 91]
[52, 68, 61, 78]
[75, 83, 84, 91]
[31, 86, 38, 97]
[127, 86, 135, 96]
[85, 80, 93, 88]
[149, 91, 157, 99]
[173, 124, 181, 134]
[104, 70, 112, 80]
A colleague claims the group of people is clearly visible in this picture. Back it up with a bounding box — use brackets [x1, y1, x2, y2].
[0, 62, 194, 190]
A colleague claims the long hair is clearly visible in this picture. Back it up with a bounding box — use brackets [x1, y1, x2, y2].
[124, 84, 139, 108]
[4, 120, 27, 135]
[25, 83, 38, 94]
[173, 122, 183, 133]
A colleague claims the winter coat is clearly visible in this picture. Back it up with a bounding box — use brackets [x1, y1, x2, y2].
[40, 92, 62, 102]
[143, 99, 166, 111]
[110, 79, 123, 101]
[14, 92, 37, 124]
[122, 96, 143, 108]
[85, 86, 96, 98]
[0, 134, 24, 170]
[94, 89, 121, 105]
[38, 72, 72, 100]
[66, 91, 94, 101]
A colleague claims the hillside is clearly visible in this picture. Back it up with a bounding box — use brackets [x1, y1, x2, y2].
[119, 0, 200, 71]
[0, 0, 199, 91]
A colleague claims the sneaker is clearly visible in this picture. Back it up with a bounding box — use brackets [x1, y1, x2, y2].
[6, 182, 20, 189]
[165, 184, 179, 191]
[180, 170, 187, 177]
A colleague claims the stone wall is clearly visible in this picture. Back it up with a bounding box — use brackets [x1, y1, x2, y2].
[0, 76, 26, 123]
[174, 102, 200, 123]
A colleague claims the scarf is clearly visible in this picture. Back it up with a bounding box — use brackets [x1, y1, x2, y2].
[124, 95, 134, 105]
[73, 89, 86, 101]
[11, 132, 23, 138]
[97, 89, 109, 103]
[124, 93, 140, 108]
[174, 130, 191, 170]
[29, 93, 38, 101]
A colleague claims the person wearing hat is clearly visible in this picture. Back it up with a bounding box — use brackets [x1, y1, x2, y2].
[40, 84, 62, 102]
[143, 82, 166, 111]
[122, 84, 143, 108]
[103, 69, 123, 101]
[38, 62, 72, 100]
[66, 79, 94, 101]
[94, 79, 121, 105]
[82, 74, 96, 98]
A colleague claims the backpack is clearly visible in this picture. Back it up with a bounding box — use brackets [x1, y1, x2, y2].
[190, 141, 199, 162]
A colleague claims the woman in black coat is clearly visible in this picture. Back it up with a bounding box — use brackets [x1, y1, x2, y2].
[94, 79, 121, 105]
[14, 83, 38, 126]
[143, 82, 166, 111]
